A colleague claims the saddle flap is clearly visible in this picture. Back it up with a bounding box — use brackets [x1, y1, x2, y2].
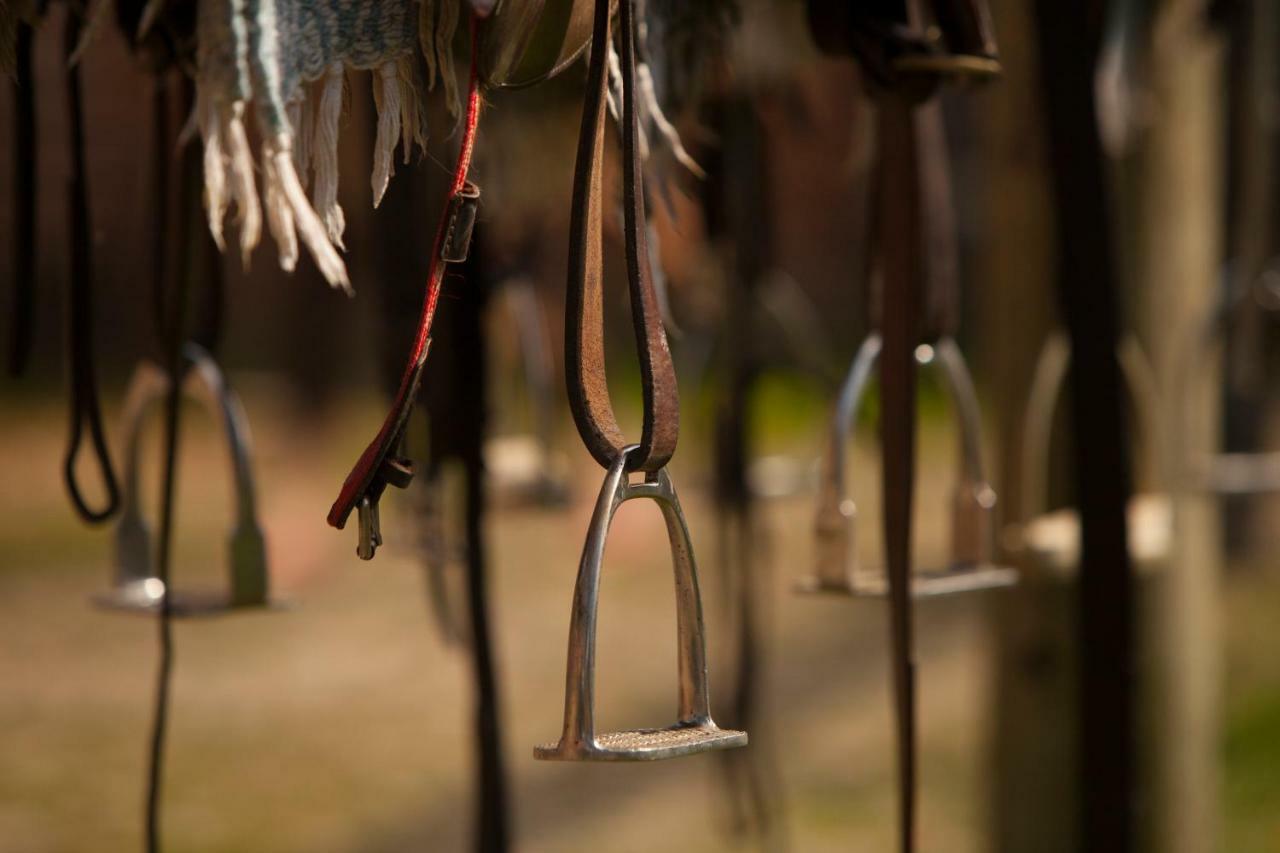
[478, 0, 596, 88]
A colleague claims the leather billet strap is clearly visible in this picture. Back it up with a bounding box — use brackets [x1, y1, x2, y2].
[565, 0, 679, 473]
[869, 101, 959, 341]
[875, 92, 924, 853]
[327, 19, 484, 545]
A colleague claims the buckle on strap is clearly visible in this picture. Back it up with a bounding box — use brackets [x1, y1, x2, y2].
[797, 334, 1016, 598]
[441, 182, 481, 264]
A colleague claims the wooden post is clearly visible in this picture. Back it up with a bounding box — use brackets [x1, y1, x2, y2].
[1130, 3, 1224, 851]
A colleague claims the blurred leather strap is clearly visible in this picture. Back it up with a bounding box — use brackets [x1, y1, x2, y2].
[564, 0, 678, 473]
[876, 91, 925, 853]
[918, 101, 960, 340]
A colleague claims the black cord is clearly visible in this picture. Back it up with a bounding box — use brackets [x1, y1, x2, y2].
[62, 8, 123, 524]
[144, 73, 198, 853]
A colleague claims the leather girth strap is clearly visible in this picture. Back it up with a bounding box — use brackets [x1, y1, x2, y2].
[327, 18, 483, 545]
[564, 0, 679, 473]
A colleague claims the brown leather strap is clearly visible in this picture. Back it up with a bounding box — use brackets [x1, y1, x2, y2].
[876, 92, 923, 853]
[565, 0, 679, 473]
[868, 101, 958, 342]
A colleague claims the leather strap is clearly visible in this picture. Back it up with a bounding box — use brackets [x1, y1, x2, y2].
[564, 0, 678, 473]
[876, 92, 923, 853]
[327, 18, 484, 540]
[869, 101, 959, 341]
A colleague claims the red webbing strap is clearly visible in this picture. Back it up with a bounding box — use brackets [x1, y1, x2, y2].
[327, 20, 484, 530]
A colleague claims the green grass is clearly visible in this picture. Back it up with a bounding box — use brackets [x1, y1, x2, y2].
[1224, 686, 1280, 851]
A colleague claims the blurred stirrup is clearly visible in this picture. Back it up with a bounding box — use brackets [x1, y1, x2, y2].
[797, 334, 1016, 598]
[96, 344, 276, 616]
[1011, 332, 1171, 576]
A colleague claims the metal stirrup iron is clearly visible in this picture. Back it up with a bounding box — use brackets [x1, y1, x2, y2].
[799, 334, 1015, 597]
[536, 0, 745, 762]
[801, 2, 1006, 849]
[97, 345, 275, 616]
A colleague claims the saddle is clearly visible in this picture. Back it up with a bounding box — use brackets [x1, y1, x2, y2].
[476, 0, 596, 88]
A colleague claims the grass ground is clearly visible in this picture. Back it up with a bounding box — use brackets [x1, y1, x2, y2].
[0, 386, 1276, 852]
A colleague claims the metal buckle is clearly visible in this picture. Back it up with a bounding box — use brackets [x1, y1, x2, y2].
[797, 334, 1016, 598]
[96, 345, 276, 616]
[441, 182, 482, 264]
[1014, 333, 1171, 575]
[535, 445, 747, 761]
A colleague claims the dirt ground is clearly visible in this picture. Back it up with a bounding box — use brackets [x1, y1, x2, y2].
[1, 388, 1276, 852]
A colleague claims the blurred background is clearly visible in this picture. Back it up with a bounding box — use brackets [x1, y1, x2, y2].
[3, 0, 1280, 851]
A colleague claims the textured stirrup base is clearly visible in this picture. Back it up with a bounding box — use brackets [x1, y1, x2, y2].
[535, 722, 746, 762]
[95, 579, 278, 617]
[796, 562, 1016, 599]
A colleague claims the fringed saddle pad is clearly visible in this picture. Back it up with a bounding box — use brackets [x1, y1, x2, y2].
[196, 0, 464, 292]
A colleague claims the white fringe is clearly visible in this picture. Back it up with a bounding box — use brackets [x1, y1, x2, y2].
[606, 42, 623, 130]
[371, 61, 401, 209]
[397, 59, 418, 166]
[265, 135, 351, 294]
[312, 63, 346, 248]
[637, 61, 704, 178]
[262, 150, 298, 272]
[224, 103, 262, 266]
[198, 92, 229, 252]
